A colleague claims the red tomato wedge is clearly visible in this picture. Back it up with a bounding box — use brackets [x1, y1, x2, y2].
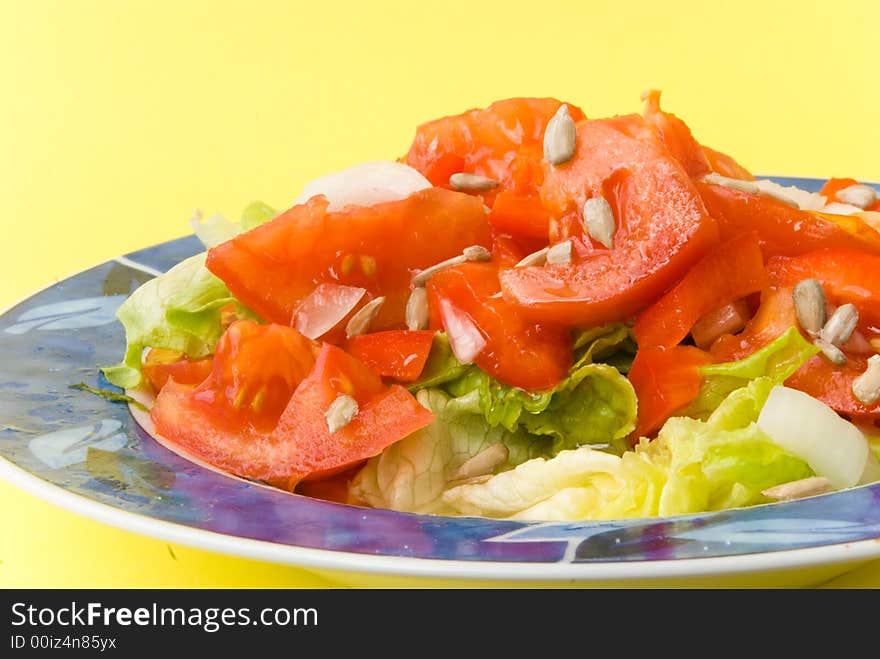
[820, 177, 880, 211]
[628, 345, 712, 439]
[487, 191, 553, 240]
[189, 320, 319, 433]
[206, 188, 491, 331]
[766, 249, 880, 325]
[345, 330, 435, 382]
[786, 354, 880, 420]
[152, 343, 434, 490]
[142, 348, 213, 394]
[696, 182, 880, 257]
[426, 262, 572, 390]
[642, 89, 710, 179]
[500, 116, 719, 327]
[633, 232, 766, 348]
[404, 97, 586, 204]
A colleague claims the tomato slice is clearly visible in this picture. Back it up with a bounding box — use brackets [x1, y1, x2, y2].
[696, 181, 880, 257]
[188, 320, 319, 432]
[404, 97, 586, 204]
[206, 188, 491, 332]
[707, 250, 880, 420]
[426, 262, 572, 390]
[766, 249, 880, 325]
[500, 116, 719, 327]
[628, 345, 712, 439]
[633, 232, 766, 348]
[345, 330, 435, 382]
[642, 90, 710, 179]
[142, 348, 213, 394]
[820, 177, 880, 211]
[487, 191, 552, 240]
[152, 343, 434, 490]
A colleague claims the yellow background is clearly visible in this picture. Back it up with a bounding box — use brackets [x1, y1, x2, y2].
[1, 0, 879, 587]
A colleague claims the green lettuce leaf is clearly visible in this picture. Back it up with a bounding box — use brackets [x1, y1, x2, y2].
[444, 362, 637, 454]
[349, 388, 551, 514]
[442, 371, 813, 520]
[683, 326, 820, 420]
[406, 333, 470, 391]
[572, 323, 636, 372]
[101, 253, 257, 389]
[192, 201, 278, 249]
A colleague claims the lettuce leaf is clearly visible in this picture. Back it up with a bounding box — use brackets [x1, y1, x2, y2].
[683, 327, 820, 420]
[101, 253, 258, 388]
[442, 370, 813, 520]
[349, 388, 551, 514]
[192, 201, 278, 249]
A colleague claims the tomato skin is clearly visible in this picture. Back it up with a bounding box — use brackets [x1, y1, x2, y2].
[404, 97, 586, 205]
[642, 90, 710, 178]
[701, 145, 755, 181]
[206, 188, 491, 332]
[696, 182, 880, 257]
[426, 262, 572, 390]
[189, 320, 319, 433]
[142, 348, 213, 393]
[628, 345, 712, 439]
[501, 116, 719, 327]
[487, 191, 552, 240]
[786, 354, 880, 419]
[708, 251, 880, 421]
[767, 249, 880, 325]
[345, 330, 435, 382]
[152, 343, 434, 491]
[633, 232, 766, 349]
[820, 177, 880, 211]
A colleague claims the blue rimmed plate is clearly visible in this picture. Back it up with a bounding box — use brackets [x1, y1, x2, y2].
[3, 176, 880, 587]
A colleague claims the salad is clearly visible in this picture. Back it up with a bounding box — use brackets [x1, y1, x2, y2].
[103, 92, 880, 521]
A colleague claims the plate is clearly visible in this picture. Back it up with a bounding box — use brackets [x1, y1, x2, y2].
[3, 176, 880, 588]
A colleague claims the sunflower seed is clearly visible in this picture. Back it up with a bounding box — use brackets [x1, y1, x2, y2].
[546, 240, 572, 265]
[345, 296, 386, 338]
[325, 394, 359, 433]
[762, 476, 833, 501]
[543, 104, 577, 166]
[463, 245, 492, 262]
[701, 172, 759, 195]
[582, 197, 615, 248]
[405, 287, 429, 330]
[793, 278, 826, 335]
[852, 354, 880, 405]
[453, 443, 509, 481]
[410, 245, 491, 287]
[814, 338, 847, 365]
[836, 184, 877, 210]
[819, 303, 859, 346]
[411, 255, 467, 287]
[449, 172, 499, 192]
[515, 246, 549, 268]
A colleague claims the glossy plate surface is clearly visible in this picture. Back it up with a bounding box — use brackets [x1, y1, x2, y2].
[2, 177, 880, 585]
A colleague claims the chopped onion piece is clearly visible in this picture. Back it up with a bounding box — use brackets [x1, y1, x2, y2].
[294, 283, 366, 340]
[757, 385, 869, 489]
[438, 298, 486, 365]
[293, 161, 432, 211]
[821, 202, 864, 216]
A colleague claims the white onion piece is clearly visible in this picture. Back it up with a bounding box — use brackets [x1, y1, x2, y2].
[757, 386, 869, 489]
[821, 201, 864, 216]
[294, 283, 366, 339]
[754, 179, 826, 211]
[438, 298, 486, 365]
[293, 161, 432, 211]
